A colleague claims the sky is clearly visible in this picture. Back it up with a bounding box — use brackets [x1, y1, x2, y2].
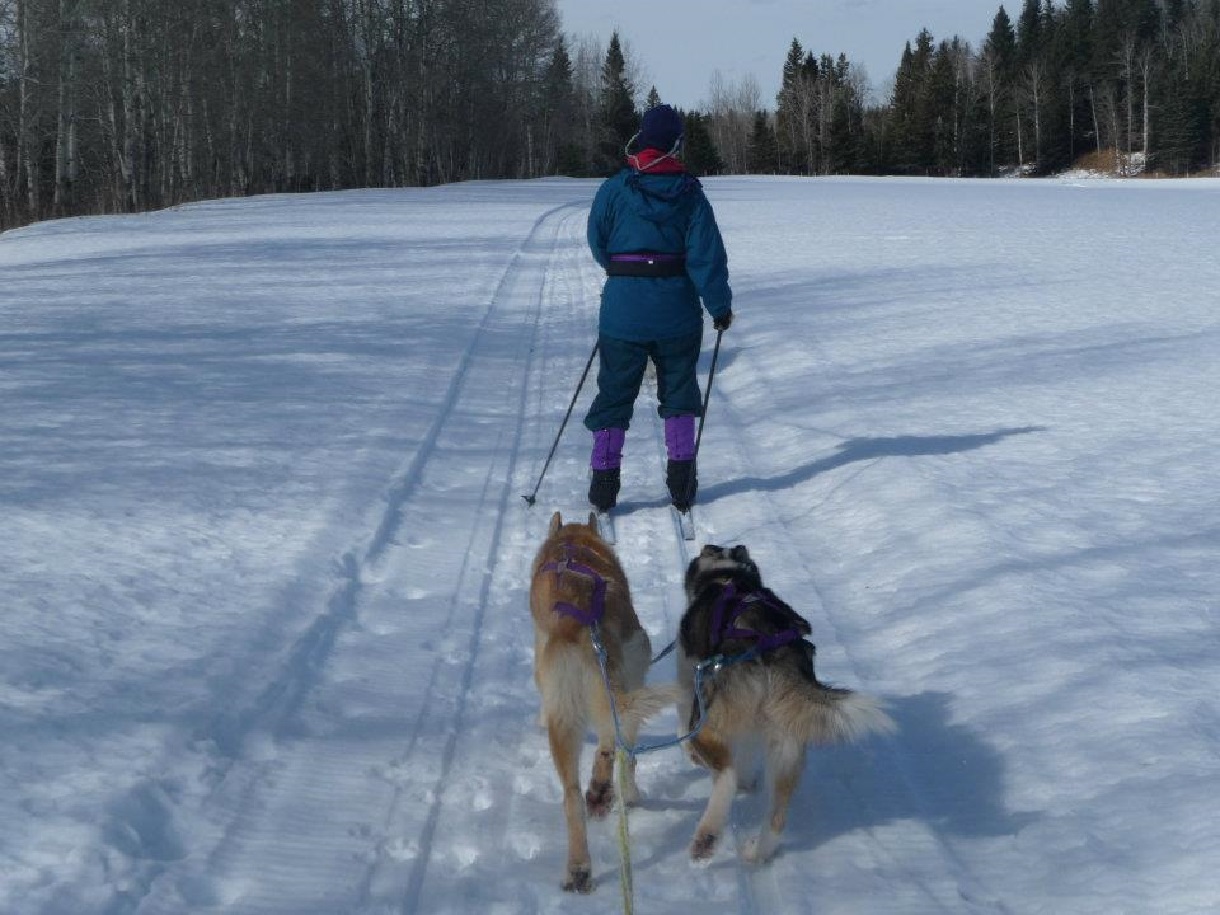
[4, 172, 1220, 914]
[556, 0, 1003, 108]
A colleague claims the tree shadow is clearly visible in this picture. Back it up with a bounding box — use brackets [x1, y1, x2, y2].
[701, 427, 1047, 504]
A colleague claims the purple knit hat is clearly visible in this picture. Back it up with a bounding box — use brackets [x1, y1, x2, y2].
[637, 104, 684, 152]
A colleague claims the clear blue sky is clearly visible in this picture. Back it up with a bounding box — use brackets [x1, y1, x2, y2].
[554, 0, 1003, 109]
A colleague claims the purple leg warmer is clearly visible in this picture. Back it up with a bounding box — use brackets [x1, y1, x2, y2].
[591, 427, 626, 471]
[665, 415, 696, 462]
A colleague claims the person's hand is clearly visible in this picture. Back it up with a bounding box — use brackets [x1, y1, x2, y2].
[713, 310, 733, 331]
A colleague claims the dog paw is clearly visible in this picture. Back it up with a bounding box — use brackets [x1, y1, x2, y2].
[741, 835, 762, 864]
[585, 780, 614, 818]
[620, 781, 641, 807]
[562, 865, 594, 894]
[690, 830, 719, 861]
[742, 832, 777, 865]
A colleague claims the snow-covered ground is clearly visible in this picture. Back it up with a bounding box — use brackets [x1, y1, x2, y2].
[3, 174, 1219, 914]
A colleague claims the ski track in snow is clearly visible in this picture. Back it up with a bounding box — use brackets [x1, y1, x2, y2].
[115, 190, 995, 914]
[9, 176, 1220, 915]
[698, 344, 1013, 914]
[122, 199, 594, 913]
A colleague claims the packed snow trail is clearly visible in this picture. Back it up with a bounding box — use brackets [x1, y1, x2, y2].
[7, 176, 1220, 915]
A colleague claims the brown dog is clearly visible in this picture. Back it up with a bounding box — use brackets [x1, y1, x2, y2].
[529, 511, 676, 893]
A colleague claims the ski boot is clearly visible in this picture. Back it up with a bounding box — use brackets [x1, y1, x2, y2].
[666, 459, 697, 512]
[589, 428, 625, 511]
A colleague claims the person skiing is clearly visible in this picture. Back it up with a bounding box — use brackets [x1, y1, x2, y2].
[583, 103, 733, 514]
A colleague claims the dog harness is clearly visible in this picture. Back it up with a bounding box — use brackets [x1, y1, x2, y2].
[541, 543, 607, 626]
[708, 582, 804, 657]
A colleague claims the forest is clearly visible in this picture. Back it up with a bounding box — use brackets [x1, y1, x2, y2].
[1, 0, 1218, 229]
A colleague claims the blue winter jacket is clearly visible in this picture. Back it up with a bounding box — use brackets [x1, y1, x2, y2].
[587, 168, 732, 343]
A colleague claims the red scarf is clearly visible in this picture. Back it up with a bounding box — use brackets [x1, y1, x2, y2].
[627, 148, 687, 174]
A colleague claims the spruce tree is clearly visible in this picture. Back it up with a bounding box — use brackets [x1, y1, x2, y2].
[1017, 0, 1047, 66]
[826, 93, 858, 173]
[890, 42, 920, 172]
[924, 41, 961, 175]
[1055, 0, 1098, 164]
[747, 112, 780, 173]
[598, 33, 637, 175]
[984, 6, 1019, 171]
[776, 38, 808, 172]
[542, 38, 580, 176]
[682, 111, 725, 176]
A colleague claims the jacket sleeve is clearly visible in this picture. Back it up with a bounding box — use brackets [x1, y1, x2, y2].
[587, 179, 614, 271]
[684, 190, 732, 317]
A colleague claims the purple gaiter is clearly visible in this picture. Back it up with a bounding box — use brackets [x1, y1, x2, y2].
[591, 428, 625, 470]
[664, 415, 696, 462]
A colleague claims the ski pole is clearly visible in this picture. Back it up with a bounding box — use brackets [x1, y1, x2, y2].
[684, 328, 724, 509]
[522, 340, 600, 507]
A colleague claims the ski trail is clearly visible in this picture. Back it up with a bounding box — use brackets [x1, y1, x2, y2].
[628, 378, 771, 915]
[383, 201, 593, 913]
[696, 340, 1013, 913]
[126, 199, 589, 915]
[399, 197, 765, 913]
[393, 201, 637, 912]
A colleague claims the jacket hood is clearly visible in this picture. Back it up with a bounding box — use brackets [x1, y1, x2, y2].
[621, 169, 701, 224]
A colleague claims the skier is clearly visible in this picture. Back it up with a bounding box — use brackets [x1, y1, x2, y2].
[583, 103, 733, 514]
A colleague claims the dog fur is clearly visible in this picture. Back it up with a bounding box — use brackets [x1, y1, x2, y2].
[676, 544, 895, 864]
[529, 511, 677, 893]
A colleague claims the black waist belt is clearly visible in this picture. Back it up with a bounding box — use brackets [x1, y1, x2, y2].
[606, 253, 687, 278]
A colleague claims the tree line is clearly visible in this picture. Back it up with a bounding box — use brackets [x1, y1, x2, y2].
[2, 0, 1218, 230]
[864, 0, 1220, 177]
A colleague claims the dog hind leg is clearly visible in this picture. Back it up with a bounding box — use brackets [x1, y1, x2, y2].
[614, 698, 643, 806]
[585, 684, 620, 816]
[546, 715, 594, 893]
[689, 728, 735, 861]
[585, 742, 616, 818]
[743, 738, 806, 864]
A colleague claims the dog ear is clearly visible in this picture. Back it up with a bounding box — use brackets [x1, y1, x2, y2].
[700, 544, 721, 558]
[731, 545, 751, 564]
[549, 511, 562, 535]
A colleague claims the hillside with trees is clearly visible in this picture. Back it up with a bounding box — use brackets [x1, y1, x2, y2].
[2, 0, 1217, 229]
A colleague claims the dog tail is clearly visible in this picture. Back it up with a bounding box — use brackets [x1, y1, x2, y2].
[537, 639, 598, 732]
[538, 640, 682, 737]
[617, 683, 684, 729]
[802, 686, 896, 746]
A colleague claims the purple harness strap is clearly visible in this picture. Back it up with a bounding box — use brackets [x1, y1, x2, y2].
[708, 582, 802, 656]
[541, 543, 607, 626]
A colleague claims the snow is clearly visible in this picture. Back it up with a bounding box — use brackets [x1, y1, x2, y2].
[3, 174, 1219, 914]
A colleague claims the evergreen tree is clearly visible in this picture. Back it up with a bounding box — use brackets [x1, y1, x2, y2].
[1017, 0, 1047, 66]
[598, 32, 637, 175]
[892, 29, 936, 172]
[826, 93, 858, 173]
[541, 37, 580, 176]
[747, 111, 780, 173]
[646, 86, 661, 109]
[775, 38, 808, 172]
[681, 111, 725, 176]
[987, 6, 1019, 75]
[1054, 0, 1098, 164]
[924, 41, 962, 174]
[984, 6, 1019, 171]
